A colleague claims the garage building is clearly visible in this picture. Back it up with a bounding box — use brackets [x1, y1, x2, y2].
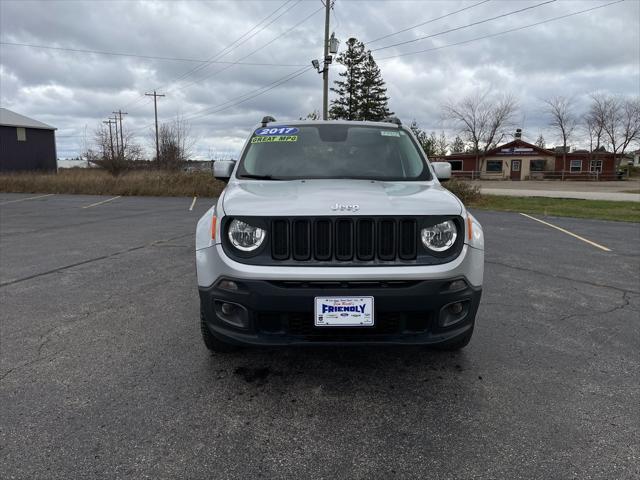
[0, 108, 57, 172]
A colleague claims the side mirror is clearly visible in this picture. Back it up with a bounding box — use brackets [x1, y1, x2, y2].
[213, 160, 235, 182]
[432, 162, 452, 182]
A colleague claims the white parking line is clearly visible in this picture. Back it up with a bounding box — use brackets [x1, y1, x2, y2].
[519, 213, 611, 252]
[189, 196, 197, 211]
[82, 196, 121, 209]
[0, 193, 55, 206]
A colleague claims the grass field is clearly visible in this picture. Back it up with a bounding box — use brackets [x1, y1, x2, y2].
[0, 169, 226, 197]
[469, 195, 640, 223]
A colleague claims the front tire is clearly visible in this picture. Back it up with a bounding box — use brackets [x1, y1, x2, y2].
[200, 309, 237, 353]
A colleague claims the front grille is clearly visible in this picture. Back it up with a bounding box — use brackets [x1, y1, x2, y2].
[271, 217, 417, 262]
[221, 215, 464, 266]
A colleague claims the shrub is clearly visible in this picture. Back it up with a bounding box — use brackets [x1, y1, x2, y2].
[443, 179, 482, 204]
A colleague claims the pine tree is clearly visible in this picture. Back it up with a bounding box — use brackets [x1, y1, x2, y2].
[330, 38, 392, 121]
[300, 110, 320, 120]
[434, 131, 448, 156]
[329, 38, 366, 120]
[359, 52, 392, 121]
[451, 135, 465, 153]
[409, 121, 435, 156]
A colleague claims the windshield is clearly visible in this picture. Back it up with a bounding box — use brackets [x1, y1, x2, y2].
[237, 124, 431, 181]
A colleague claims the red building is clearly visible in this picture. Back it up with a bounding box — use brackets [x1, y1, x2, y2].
[432, 137, 617, 180]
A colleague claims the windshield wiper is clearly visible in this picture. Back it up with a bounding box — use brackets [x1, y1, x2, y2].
[238, 174, 280, 180]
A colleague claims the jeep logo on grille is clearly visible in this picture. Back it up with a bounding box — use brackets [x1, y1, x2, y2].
[331, 203, 360, 212]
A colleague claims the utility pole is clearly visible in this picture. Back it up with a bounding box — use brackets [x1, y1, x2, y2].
[111, 116, 120, 159]
[113, 110, 128, 158]
[103, 119, 116, 160]
[145, 90, 165, 168]
[322, 0, 331, 120]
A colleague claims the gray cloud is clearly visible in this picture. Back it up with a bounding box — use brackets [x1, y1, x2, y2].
[1, 0, 638, 159]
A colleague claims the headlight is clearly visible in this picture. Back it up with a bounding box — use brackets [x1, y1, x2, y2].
[228, 219, 265, 251]
[421, 220, 457, 252]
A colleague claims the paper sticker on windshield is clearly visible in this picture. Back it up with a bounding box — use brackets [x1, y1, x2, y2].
[251, 135, 298, 144]
[255, 126, 299, 136]
[381, 130, 400, 137]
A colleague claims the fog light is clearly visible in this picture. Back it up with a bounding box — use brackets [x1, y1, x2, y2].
[214, 300, 249, 329]
[439, 300, 470, 328]
[449, 302, 464, 314]
[217, 279, 239, 291]
[446, 279, 467, 292]
[221, 303, 235, 315]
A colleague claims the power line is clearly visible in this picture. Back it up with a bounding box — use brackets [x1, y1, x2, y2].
[165, 0, 301, 90]
[171, 3, 323, 94]
[179, 66, 311, 122]
[120, 0, 301, 113]
[376, 0, 626, 61]
[126, 4, 320, 133]
[371, 0, 557, 52]
[184, 67, 314, 122]
[365, 0, 491, 44]
[0, 41, 306, 67]
[128, 66, 312, 134]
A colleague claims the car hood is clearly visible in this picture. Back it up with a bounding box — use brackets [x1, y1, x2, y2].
[222, 179, 462, 217]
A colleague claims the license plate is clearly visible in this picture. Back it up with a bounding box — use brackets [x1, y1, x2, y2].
[314, 297, 374, 327]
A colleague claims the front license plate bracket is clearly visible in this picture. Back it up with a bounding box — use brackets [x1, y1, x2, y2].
[314, 296, 374, 327]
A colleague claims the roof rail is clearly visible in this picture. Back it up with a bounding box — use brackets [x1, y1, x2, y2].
[261, 116, 276, 127]
[383, 116, 402, 126]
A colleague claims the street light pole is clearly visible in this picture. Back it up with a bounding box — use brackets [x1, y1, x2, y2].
[322, 0, 331, 120]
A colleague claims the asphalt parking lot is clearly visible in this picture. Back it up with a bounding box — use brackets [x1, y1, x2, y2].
[1, 193, 639, 479]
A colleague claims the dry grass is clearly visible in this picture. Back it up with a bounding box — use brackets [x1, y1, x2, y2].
[0, 169, 226, 197]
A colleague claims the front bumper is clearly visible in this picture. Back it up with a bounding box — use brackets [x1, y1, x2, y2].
[199, 277, 482, 346]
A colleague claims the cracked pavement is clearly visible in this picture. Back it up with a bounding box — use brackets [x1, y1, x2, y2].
[1, 194, 639, 479]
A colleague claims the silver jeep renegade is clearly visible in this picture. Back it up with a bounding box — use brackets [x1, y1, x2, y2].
[195, 117, 484, 352]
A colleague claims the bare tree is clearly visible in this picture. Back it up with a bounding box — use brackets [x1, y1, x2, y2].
[153, 116, 196, 170]
[544, 96, 577, 177]
[443, 90, 518, 171]
[84, 123, 143, 176]
[589, 93, 640, 169]
[585, 101, 604, 158]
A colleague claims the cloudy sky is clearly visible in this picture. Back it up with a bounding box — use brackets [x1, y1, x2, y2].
[1, 0, 638, 162]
